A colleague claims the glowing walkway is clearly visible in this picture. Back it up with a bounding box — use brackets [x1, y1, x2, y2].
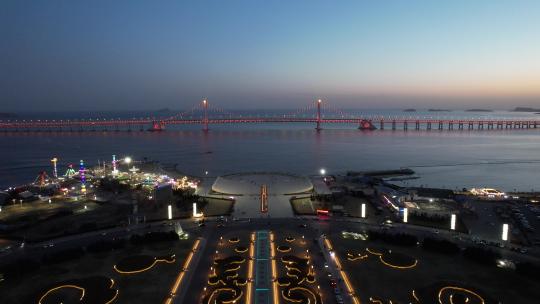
[254, 231, 272, 304]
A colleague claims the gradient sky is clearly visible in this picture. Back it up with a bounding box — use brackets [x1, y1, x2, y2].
[1, 0, 539, 111]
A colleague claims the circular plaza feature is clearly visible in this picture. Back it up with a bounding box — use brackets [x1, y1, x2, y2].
[211, 173, 313, 195]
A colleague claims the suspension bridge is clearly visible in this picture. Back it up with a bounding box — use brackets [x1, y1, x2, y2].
[1, 99, 539, 132]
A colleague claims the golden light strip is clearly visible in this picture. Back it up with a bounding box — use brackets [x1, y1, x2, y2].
[164, 238, 201, 304]
[438, 286, 485, 304]
[113, 257, 176, 274]
[246, 232, 255, 304]
[412, 289, 420, 303]
[105, 289, 119, 304]
[270, 232, 280, 304]
[39, 285, 85, 304]
[378, 256, 418, 269]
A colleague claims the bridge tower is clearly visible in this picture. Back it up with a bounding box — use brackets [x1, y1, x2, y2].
[202, 99, 209, 132]
[316, 99, 322, 131]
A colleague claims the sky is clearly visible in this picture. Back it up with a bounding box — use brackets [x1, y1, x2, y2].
[1, 0, 539, 111]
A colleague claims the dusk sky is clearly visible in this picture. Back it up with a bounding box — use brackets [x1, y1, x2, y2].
[1, 1, 539, 111]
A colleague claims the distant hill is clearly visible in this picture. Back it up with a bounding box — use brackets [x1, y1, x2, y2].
[466, 109, 493, 112]
[156, 108, 172, 113]
[403, 109, 416, 112]
[512, 107, 540, 112]
[0, 112, 17, 118]
[428, 109, 452, 112]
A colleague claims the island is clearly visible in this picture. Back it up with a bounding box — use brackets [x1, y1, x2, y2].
[512, 107, 540, 112]
[466, 109, 493, 112]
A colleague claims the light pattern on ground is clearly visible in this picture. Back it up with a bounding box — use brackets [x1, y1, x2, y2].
[114, 254, 175, 274]
[38, 276, 118, 304]
[348, 248, 417, 269]
[277, 255, 321, 304]
[204, 255, 247, 304]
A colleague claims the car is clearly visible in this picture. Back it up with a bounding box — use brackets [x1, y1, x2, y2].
[217, 223, 225, 228]
[329, 279, 337, 287]
[298, 224, 307, 228]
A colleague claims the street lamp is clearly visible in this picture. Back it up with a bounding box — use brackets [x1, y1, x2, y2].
[124, 157, 132, 164]
[168, 204, 173, 220]
[320, 168, 326, 176]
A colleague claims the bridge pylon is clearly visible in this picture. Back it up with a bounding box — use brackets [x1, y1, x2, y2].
[202, 99, 209, 132]
[316, 99, 322, 131]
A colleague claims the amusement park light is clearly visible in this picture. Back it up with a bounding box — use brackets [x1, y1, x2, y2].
[502, 223, 509, 241]
[124, 157, 132, 164]
[320, 168, 326, 176]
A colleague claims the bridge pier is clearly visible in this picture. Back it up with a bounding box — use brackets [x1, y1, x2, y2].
[448, 122, 453, 130]
[392, 120, 396, 130]
[379, 120, 384, 130]
[359, 120, 376, 130]
[403, 121, 408, 130]
[458, 122, 463, 130]
[438, 121, 443, 130]
[427, 122, 432, 130]
[488, 122, 493, 130]
[415, 121, 420, 130]
[478, 122, 484, 129]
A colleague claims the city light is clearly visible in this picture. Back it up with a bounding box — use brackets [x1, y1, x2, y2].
[168, 204, 172, 220]
[320, 168, 326, 175]
[450, 214, 456, 230]
[361, 203, 366, 218]
[502, 223, 509, 241]
[124, 156, 132, 164]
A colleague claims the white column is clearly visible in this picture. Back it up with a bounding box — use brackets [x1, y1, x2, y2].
[502, 223, 509, 241]
[403, 208, 408, 223]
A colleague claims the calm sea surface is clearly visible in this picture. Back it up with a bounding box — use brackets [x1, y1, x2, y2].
[1, 110, 540, 191]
